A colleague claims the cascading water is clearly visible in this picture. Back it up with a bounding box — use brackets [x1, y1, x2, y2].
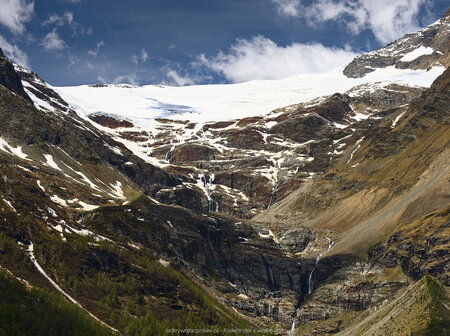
[164, 144, 175, 162]
[207, 174, 219, 212]
[289, 319, 297, 335]
[308, 238, 334, 294]
[267, 179, 283, 209]
[267, 159, 281, 209]
[290, 238, 334, 334]
[197, 173, 219, 212]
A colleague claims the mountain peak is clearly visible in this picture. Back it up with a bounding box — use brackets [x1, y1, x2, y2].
[344, 9, 450, 78]
[444, 7, 450, 21]
[0, 48, 32, 102]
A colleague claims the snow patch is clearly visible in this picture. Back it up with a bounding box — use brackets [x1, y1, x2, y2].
[258, 230, 280, 244]
[44, 154, 62, 171]
[75, 171, 102, 191]
[50, 195, 68, 207]
[347, 137, 365, 164]
[2, 198, 16, 212]
[392, 111, 407, 128]
[400, 46, 434, 62]
[109, 181, 125, 200]
[36, 180, 46, 192]
[77, 201, 99, 211]
[158, 258, 170, 267]
[0, 138, 29, 160]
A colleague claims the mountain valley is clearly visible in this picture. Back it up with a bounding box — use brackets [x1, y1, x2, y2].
[0, 8, 449, 336]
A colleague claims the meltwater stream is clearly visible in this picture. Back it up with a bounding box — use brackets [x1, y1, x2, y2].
[308, 238, 334, 294]
[289, 238, 335, 335]
[197, 173, 219, 212]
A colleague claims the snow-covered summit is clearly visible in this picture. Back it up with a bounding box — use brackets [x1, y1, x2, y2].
[343, 8, 450, 78]
[54, 66, 445, 128]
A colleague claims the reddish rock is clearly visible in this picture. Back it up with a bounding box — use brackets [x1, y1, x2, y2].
[89, 115, 134, 128]
[203, 121, 236, 130]
[214, 170, 272, 205]
[221, 128, 265, 150]
[155, 118, 189, 124]
[236, 116, 263, 127]
[118, 131, 149, 142]
[170, 143, 220, 163]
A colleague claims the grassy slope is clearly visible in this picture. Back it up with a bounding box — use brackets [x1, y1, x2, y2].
[0, 190, 258, 336]
[336, 275, 450, 336]
[0, 271, 114, 336]
[369, 205, 450, 285]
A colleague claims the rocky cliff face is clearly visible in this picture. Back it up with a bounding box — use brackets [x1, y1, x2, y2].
[370, 205, 450, 286]
[0, 51, 31, 102]
[344, 8, 450, 78]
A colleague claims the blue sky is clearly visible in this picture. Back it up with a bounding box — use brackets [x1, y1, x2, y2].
[0, 0, 448, 86]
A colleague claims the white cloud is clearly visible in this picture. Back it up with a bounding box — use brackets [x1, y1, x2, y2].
[41, 29, 66, 51]
[42, 11, 92, 37]
[166, 69, 195, 86]
[43, 12, 74, 26]
[130, 55, 138, 65]
[97, 73, 138, 85]
[67, 53, 79, 68]
[87, 40, 104, 57]
[356, 0, 424, 44]
[112, 74, 138, 85]
[200, 36, 356, 83]
[141, 49, 149, 62]
[272, 0, 427, 44]
[0, 34, 30, 67]
[78, 26, 93, 35]
[0, 0, 34, 35]
[0, 1, 33, 68]
[131, 49, 149, 65]
[272, 0, 301, 17]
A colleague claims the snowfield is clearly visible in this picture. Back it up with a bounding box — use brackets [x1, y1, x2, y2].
[55, 66, 446, 128]
[400, 46, 435, 62]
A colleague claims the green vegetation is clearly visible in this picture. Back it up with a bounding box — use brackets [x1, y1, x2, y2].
[0, 221, 256, 335]
[424, 275, 450, 336]
[0, 232, 257, 336]
[329, 276, 450, 336]
[0, 271, 114, 336]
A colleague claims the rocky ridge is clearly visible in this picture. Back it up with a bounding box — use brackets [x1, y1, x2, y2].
[344, 8, 450, 78]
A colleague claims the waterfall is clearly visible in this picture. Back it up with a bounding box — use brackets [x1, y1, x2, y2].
[207, 174, 219, 212]
[267, 158, 282, 209]
[164, 144, 175, 162]
[197, 173, 218, 212]
[290, 238, 334, 334]
[267, 179, 283, 209]
[308, 238, 334, 294]
[289, 319, 297, 335]
[164, 149, 171, 162]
